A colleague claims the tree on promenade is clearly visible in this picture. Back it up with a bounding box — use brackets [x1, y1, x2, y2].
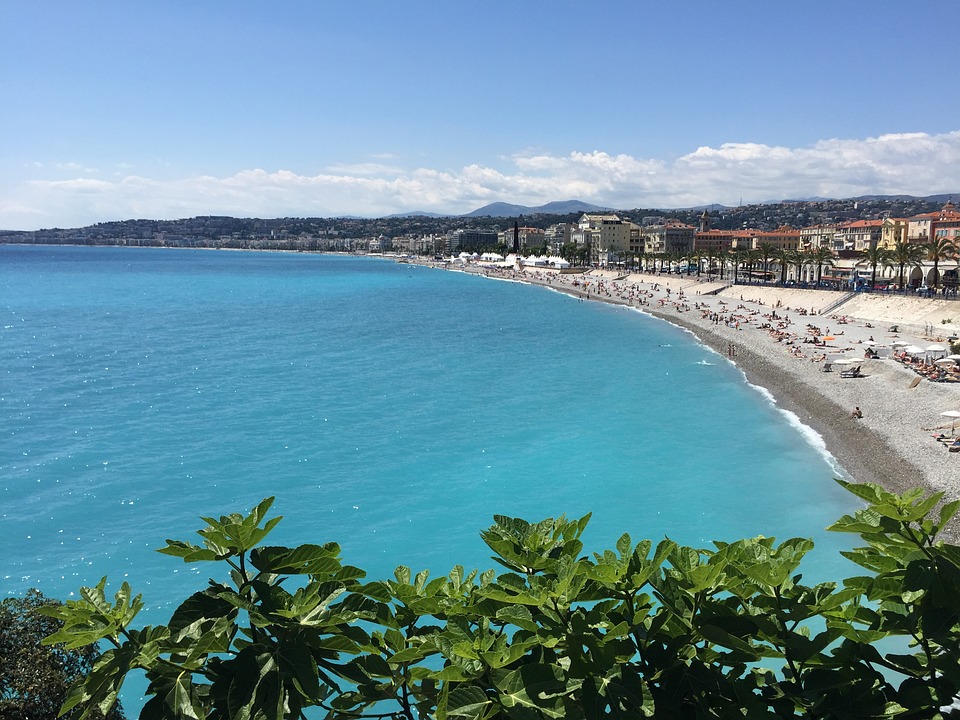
[691, 248, 703, 276]
[889, 239, 926, 291]
[859, 245, 890, 289]
[701, 247, 719, 278]
[773, 248, 790, 284]
[0, 590, 125, 720]
[743, 248, 762, 283]
[925, 236, 958, 291]
[717, 247, 730, 279]
[730, 248, 750, 284]
[785, 249, 808, 284]
[42, 484, 960, 720]
[757, 242, 776, 284]
[807, 245, 835, 285]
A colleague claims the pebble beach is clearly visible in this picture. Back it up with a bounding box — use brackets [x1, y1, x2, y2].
[447, 262, 960, 536]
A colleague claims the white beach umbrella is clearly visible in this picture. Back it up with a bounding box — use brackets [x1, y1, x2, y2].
[904, 345, 924, 354]
[934, 358, 957, 366]
[947, 354, 960, 360]
[926, 344, 947, 355]
[891, 340, 909, 347]
[833, 358, 855, 365]
[941, 410, 960, 432]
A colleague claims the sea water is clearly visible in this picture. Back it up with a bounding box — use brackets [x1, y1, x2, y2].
[2, 246, 861, 703]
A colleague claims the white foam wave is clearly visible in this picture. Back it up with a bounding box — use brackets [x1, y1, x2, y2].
[744, 378, 848, 478]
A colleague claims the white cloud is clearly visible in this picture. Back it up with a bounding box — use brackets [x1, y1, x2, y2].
[3, 130, 960, 230]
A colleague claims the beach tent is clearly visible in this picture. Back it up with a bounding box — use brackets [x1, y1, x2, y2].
[548, 256, 570, 268]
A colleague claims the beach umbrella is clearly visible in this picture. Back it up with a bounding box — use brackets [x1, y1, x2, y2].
[926, 344, 947, 353]
[947, 354, 960, 360]
[941, 410, 960, 433]
[892, 340, 909, 347]
[934, 358, 956, 366]
[833, 358, 855, 365]
[904, 345, 924, 354]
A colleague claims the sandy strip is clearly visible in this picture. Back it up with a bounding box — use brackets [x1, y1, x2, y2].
[445, 263, 960, 537]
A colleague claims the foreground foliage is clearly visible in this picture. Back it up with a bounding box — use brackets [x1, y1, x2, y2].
[0, 590, 124, 720]
[44, 480, 960, 719]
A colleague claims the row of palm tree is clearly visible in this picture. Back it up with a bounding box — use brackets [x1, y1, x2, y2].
[602, 245, 838, 286]
[563, 237, 958, 292]
[859, 237, 958, 290]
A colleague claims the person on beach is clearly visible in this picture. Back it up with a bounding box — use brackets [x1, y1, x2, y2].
[850, 407, 863, 419]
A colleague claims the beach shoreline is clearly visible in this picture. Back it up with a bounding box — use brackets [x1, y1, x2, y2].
[433, 261, 960, 538]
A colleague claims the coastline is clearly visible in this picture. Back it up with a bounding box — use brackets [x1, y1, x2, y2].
[436, 261, 960, 538]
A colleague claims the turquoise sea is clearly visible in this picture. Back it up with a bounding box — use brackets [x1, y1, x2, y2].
[2, 246, 861, 704]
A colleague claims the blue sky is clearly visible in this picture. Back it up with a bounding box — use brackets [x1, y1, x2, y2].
[2, 1, 959, 229]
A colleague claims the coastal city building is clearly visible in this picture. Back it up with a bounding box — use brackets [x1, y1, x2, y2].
[640, 220, 695, 256]
[544, 223, 572, 255]
[445, 229, 499, 253]
[879, 218, 909, 250]
[835, 220, 883, 252]
[799, 224, 838, 251]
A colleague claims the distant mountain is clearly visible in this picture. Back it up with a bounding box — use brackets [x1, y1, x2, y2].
[464, 200, 612, 217]
[384, 211, 450, 218]
[780, 193, 956, 204]
[849, 193, 956, 203]
[669, 203, 731, 212]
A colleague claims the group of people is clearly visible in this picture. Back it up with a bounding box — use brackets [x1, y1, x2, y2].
[895, 352, 960, 383]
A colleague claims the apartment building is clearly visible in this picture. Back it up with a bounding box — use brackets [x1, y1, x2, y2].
[799, 224, 837, 250]
[748, 226, 801, 252]
[835, 220, 883, 251]
[641, 220, 695, 256]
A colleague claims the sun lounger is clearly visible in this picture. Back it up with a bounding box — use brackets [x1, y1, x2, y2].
[839, 365, 863, 378]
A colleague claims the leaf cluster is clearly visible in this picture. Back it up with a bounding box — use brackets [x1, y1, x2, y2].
[43, 482, 960, 719]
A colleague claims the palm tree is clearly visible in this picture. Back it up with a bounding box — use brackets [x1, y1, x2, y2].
[773, 248, 790, 284]
[783, 250, 807, 284]
[807, 245, 835, 285]
[702, 247, 718, 278]
[668, 251, 681, 274]
[888, 239, 926, 292]
[924, 236, 958, 292]
[756, 243, 776, 285]
[731, 248, 750, 284]
[859, 245, 889, 290]
[719, 247, 734, 280]
[746, 249, 763, 284]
